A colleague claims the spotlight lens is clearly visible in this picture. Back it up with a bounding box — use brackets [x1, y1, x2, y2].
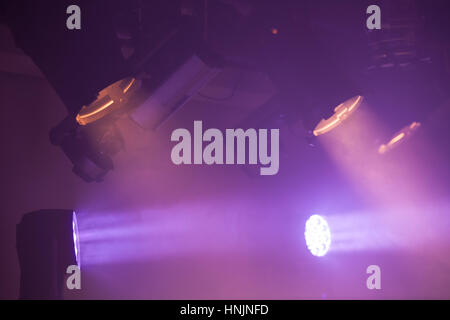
[313, 95, 363, 136]
[76, 77, 138, 125]
[72, 212, 80, 267]
[305, 215, 331, 257]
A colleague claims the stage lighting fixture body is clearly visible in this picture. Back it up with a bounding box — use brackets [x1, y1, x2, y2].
[130, 54, 222, 130]
[16, 210, 79, 300]
[49, 116, 119, 183]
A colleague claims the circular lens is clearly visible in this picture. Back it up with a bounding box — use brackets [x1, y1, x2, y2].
[305, 215, 331, 257]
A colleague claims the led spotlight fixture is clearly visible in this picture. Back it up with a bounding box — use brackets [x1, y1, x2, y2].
[313, 96, 364, 136]
[304, 215, 331, 257]
[16, 209, 80, 299]
[378, 121, 421, 154]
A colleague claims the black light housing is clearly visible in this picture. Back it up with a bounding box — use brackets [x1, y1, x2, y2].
[16, 209, 80, 300]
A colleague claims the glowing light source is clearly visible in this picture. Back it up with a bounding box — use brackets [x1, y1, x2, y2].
[76, 99, 115, 125]
[76, 77, 138, 125]
[304, 215, 331, 257]
[72, 212, 80, 267]
[313, 95, 363, 136]
[378, 121, 421, 154]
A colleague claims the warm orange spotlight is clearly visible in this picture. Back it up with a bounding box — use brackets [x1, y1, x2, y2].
[378, 121, 421, 154]
[76, 77, 139, 125]
[313, 95, 363, 136]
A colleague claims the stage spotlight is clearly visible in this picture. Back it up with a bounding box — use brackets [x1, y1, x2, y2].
[313, 95, 364, 136]
[76, 77, 140, 126]
[304, 215, 331, 257]
[5, 1, 210, 182]
[16, 210, 79, 299]
[50, 76, 142, 182]
[378, 121, 421, 154]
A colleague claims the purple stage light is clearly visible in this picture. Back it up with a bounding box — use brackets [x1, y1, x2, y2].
[72, 212, 81, 267]
[305, 215, 331, 257]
